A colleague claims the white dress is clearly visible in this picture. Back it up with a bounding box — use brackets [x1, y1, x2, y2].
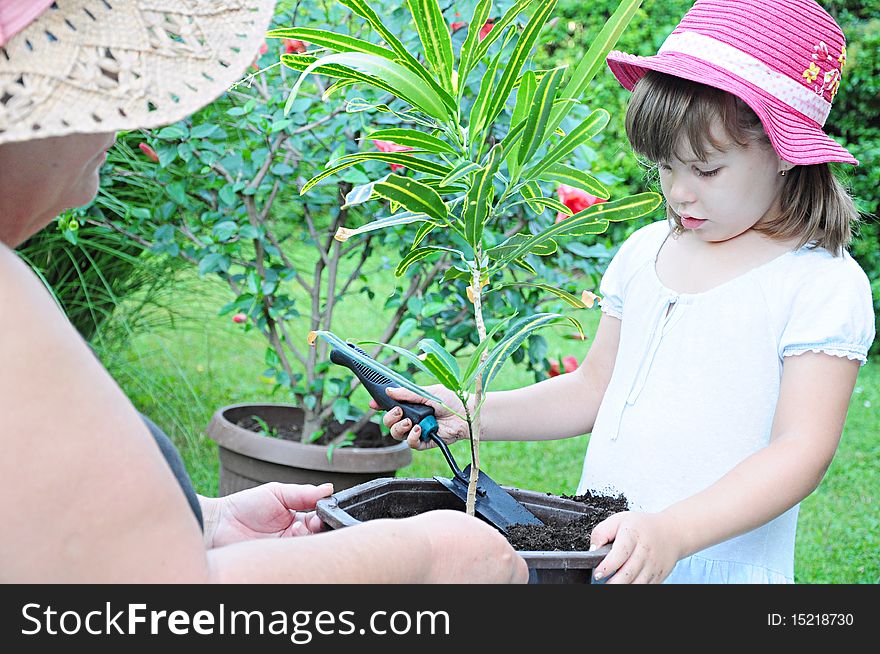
[577, 220, 875, 583]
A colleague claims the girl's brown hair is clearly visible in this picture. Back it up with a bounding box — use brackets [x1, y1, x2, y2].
[625, 70, 858, 256]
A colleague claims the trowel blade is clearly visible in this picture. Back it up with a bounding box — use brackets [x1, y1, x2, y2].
[434, 465, 543, 533]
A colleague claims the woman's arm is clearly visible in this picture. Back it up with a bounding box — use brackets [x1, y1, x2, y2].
[589, 351, 860, 583]
[0, 247, 526, 583]
[481, 312, 621, 441]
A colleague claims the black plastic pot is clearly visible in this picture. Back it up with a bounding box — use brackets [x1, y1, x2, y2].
[206, 404, 412, 495]
[316, 477, 612, 584]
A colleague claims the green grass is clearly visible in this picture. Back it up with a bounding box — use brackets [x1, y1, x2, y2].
[99, 256, 879, 584]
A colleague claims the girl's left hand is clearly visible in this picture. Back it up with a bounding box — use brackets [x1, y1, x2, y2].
[589, 511, 681, 584]
[205, 482, 333, 549]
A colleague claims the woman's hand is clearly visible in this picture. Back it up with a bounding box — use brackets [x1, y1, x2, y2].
[202, 482, 333, 549]
[588, 511, 682, 584]
[369, 385, 470, 450]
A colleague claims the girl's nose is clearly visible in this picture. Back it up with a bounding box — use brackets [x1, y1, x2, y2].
[666, 175, 697, 206]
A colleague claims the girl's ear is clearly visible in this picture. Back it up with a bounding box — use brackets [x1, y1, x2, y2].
[778, 160, 796, 176]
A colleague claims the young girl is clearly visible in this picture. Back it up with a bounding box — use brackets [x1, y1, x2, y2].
[376, 0, 875, 583]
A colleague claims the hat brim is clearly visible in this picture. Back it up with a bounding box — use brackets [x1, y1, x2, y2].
[0, 1, 276, 145]
[606, 50, 858, 166]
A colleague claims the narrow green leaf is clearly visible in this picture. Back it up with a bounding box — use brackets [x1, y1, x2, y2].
[512, 257, 539, 274]
[476, 313, 583, 389]
[367, 128, 456, 154]
[300, 152, 450, 194]
[489, 282, 588, 308]
[485, 0, 558, 128]
[286, 52, 450, 120]
[546, 0, 644, 134]
[395, 246, 465, 277]
[459, 0, 493, 87]
[406, 0, 454, 91]
[418, 339, 461, 381]
[313, 330, 442, 403]
[333, 210, 437, 243]
[463, 144, 504, 249]
[342, 174, 390, 209]
[467, 0, 536, 79]
[333, 150, 451, 176]
[509, 196, 572, 216]
[413, 221, 437, 247]
[492, 193, 662, 269]
[322, 78, 359, 100]
[488, 232, 557, 258]
[440, 161, 482, 186]
[506, 70, 536, 176]
[373, 175, 448, 224]
[338, 0, 456, 115]
[537, 164, 611, 200]
[528, 109, 610, 178]
[468, 47, 503, 139]
[518, 66, 566, 165]
[461, 317, 512, 387]
[267, 27, 395, 59]
[520, 180, 544, 213]
[359, 340, 432, 377]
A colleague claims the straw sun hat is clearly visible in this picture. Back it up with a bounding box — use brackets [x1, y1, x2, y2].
[605, 0, 857, 165]
[0, 0, 277, 146]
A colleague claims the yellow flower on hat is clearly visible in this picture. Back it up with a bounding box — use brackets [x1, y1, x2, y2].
[838, 45, 847, 69]
[802, 62, 821, 83]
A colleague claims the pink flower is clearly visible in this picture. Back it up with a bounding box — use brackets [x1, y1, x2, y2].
[479, 19, 495, 41]
[232, 313, 247, 324]
[372, 139, 413, 173]
[284, 39, 307, 54]
[451, 21, 467, 33]
[138, 142, 159, 163]
[555, 184, 606, 222]
[548, 356, 579, 377]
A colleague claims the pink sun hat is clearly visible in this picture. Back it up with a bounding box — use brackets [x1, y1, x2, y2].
[606, 0, 857, 166]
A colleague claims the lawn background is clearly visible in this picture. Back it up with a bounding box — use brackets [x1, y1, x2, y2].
[100, 248, 879, 584]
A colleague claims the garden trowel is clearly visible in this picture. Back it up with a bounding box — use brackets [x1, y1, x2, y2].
[329, 341, 543, 533]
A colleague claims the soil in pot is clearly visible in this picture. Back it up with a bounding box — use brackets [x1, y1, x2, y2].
[346, 486, 630, 552]
[235, 414, 397, 447]
[505, 490, 629, 552]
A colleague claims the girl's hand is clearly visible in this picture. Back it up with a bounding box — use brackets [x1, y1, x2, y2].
[589, 511, 681, 584]
[369, 385, 469, 451]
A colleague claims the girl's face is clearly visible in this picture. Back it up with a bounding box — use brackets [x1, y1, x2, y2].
[0, 132, 116, 247]
[658, 117, 788, 243]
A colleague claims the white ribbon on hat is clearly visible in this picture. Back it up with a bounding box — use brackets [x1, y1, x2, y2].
[658, 31, 832, 125]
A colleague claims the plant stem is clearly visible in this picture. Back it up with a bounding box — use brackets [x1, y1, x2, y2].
[467, 251, 488, 516]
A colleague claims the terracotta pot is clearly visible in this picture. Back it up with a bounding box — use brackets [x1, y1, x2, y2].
[316, 477, 612, 584]
[205, 404, 412, 495]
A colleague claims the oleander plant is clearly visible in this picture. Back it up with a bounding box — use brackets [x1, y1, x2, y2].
[288, 0, 662, 511]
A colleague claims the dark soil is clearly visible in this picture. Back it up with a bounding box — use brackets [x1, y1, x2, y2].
[236, 415, 398, 448]
[506, 490, 630, 552]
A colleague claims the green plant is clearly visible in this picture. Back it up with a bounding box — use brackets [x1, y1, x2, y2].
[295, 0, 661, 512]
[18, 177, 187, 349]
[86, 1, 451, 444]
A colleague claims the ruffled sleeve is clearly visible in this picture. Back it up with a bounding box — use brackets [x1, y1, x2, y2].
[599, 220, 669, 320]
[779, 251, 875, 365]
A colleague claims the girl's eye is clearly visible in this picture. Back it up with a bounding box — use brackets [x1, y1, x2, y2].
[696, 168, 720, 178]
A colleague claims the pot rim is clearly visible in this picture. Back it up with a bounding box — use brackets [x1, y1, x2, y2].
[206, 403, 412, 472]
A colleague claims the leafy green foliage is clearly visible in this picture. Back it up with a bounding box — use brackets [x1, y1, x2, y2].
[290, 0, 660, 479]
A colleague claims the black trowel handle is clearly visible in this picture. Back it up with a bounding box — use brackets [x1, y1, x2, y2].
[329, 343, 437, 437]
[329, 342, 467, 483]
